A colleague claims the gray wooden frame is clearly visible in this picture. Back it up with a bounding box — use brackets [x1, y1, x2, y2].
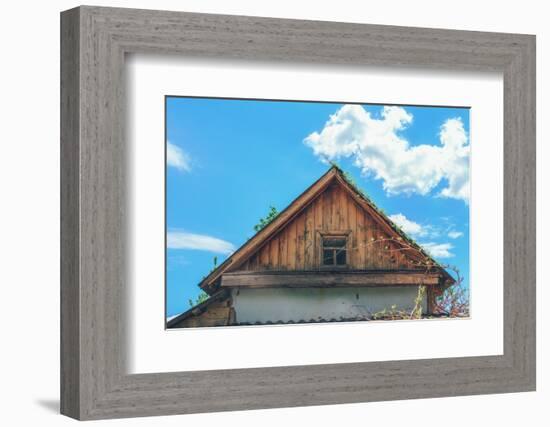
[60, 5, 536, 420]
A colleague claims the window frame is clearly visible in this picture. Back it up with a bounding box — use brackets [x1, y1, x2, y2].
[318, 231, 351, 269]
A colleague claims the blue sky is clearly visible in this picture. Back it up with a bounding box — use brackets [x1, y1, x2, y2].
[166, 97, 470, 318]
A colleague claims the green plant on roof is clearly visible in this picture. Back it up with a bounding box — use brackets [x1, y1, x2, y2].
[254, 205, 279, 232]
[332, 162, 373, 203]
[188, 290, 209, 308]
[209, 256, 218, 273]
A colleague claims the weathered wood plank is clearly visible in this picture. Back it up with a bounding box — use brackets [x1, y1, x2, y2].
[260, 243, 271, 269]
[397, 240, 409, 269]
[313, 194, 323, 266]
[380, 232, 391, 268]
[340, 186, 349, 230]
[295, 211, 305, 269]
[278, 229, 287, 270]
[250, 253, 259, 271]
[222, 270, 441, 288]
[270, 238, 279, 269]
[304, 204, 315, 268]
[348, 201, 357, 266]
[334, 186, 342, 229]
[287, 219, 297, 270]
[323, 186, 331, 231]
[365, 215, 374, 268]
[357, 206, 366, 268]
[331, 189, 338, 230]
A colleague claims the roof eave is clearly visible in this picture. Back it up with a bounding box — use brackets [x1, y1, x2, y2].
[166, 289, 229, 328]
[197, 167, 340, 293]
[196, 166, 459, 295]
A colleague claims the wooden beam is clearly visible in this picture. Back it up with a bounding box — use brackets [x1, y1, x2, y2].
[221, 270, 441, 288]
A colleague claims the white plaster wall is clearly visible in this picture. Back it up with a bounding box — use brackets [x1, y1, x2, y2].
[231, 287, 427, 324]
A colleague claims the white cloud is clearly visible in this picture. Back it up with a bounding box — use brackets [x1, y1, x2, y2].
[388, 213, 426, 237]
[419, 242, 454, 259]
[304, 105, 470, 203]
[167, 231, 235, 255]
[448, 230, 463, 239]
[388, 213, 458, 259]
[167, 141, 191, 172]
[388, 212, 441, 239]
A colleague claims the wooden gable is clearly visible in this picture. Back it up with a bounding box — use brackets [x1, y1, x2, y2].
[199, 166, 454, 295]
[239, 181, 423, 272]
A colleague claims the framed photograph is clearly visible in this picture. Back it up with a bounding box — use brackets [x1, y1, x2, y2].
[61, 6, 536, 420]
[164, 99, 467, 331]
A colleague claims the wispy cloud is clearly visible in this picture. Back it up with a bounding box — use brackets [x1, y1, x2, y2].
[167, 231, 235, 255]
[167, 141, 191, 172]
[388, 213, 457, 259]
[388, 213, 440, 239]
[304, 105, 470, 203]
[389, 213, 426, 237]
[420, 242, 454, 259]
[448, 230, 463, 239]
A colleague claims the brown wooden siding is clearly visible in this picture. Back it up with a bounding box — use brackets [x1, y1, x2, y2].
[169, 298, 235, 328]
[236, 184, 421, 272]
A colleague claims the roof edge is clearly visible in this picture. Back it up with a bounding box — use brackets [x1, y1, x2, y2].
[197, 166, 340, 294]
[166, 289, 229, 328]
[196, 165, 456, 294]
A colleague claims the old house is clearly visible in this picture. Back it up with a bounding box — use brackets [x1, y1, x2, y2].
[167, 166, 455, 328]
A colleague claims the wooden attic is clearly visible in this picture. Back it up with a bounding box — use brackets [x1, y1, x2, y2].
[168, 166, 455, 328]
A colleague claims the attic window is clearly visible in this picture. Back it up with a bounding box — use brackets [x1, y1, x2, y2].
[322, 236, 347, 266]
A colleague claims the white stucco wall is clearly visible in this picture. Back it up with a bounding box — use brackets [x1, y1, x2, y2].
[231, 287, 427, 324]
